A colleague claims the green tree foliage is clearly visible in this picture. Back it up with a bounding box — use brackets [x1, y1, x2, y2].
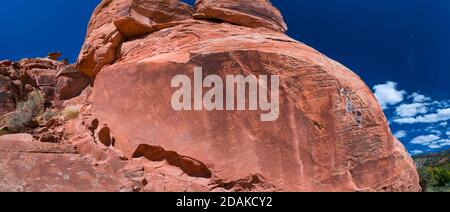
[417, 164, 450, 192]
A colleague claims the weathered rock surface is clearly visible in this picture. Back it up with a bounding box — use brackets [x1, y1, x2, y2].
[55, 65, 91, 101]
[77, 0, 420, 192]
[0, 0, 420, 192]
[47, 52, 62, 61]
[0, 133, 125, 192]
[0, 55, 88, 114]
[0, 75, 16, 116]
[76, 0, 193, 78]
[0, 57, 69, 116]
[89, 19, 420, 191]
[194, 0, 288, 32]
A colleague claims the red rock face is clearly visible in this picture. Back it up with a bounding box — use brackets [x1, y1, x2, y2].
[78, 0, 420, 191]
[0, 134, 124, 192]
[0, 0, 420, 192]
[0, 75, 16, 116]
[55, 65, 91, 101]
[76, 0, 193, 78]
[194, 0, 288, 32]
[0, 57, 70, 116]
[89, 21, 420, 191]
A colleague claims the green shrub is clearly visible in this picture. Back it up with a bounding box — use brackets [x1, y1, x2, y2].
[418, 168, 432, 191]
[428, 165, 450, 187]
[6, 91, 44, 132]
[418, 164, 450, 192]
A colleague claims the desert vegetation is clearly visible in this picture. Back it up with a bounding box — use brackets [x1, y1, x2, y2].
[414, 150, 450, 192]
[5, 91, 45, 133]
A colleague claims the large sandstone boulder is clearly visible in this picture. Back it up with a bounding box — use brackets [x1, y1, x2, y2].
[0, 0, 419, 192]
[81, 1, 420, 191]
[194, 0, 288, 32]
[76, 0, 193, 78]
[55, 65, 91, 101]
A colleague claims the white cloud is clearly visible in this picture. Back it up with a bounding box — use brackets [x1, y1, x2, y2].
[432, 100, 450, 108]
[428, 139, 450, 149]
[425, 126, 435, 131]
[409, 92, 431, 103]
[429, 130, 442, 136]
[395, 103, 428, 117]
[393, 108, 450, 124]
[377, 80, 450, 151]
[428, 144, 442, 149]
[410, 134, 450, 149]
[373, 81, 406, 109]
[439, 139, 450, 147]
[410, 150, 424, 155]
[394, 130, 407, 139]
[410, 134, 440, 145]
[392, 117, 415, 124]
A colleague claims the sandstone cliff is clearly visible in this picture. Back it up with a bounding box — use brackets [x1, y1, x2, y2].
[0, 0, 420, 192]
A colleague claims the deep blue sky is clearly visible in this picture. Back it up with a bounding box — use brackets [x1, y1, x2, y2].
[1, 0, 449, 154]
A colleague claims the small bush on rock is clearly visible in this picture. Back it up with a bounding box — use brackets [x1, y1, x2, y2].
[62, 106, 79, 121]
[7, 91, 44, 132]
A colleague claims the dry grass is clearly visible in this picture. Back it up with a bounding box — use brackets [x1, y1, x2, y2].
[42, 108, 58, 121]
[6, 91, 44, 133]
[62, 106, 79, 121]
